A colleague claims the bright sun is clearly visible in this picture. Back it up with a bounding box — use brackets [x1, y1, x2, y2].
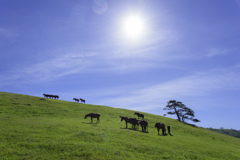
[122, 15, 145, 39]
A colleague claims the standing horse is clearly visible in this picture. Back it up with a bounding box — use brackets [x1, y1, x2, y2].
[53, 95, 59, 99]
[155, 122, 166, 135]
[134, 112, 144, 119]
[80, 98, 85, 104]
[43, 94, 51, 98]
[120, 116, 131, 128]
[139, 120, 148, 132]
[73, 98, 79, 103]
[120, 116, 138, 129]
[129, 118, 139, 130]
[85, 113, 100, 123]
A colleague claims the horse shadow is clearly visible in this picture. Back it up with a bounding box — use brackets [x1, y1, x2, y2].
[120, 127, 149, 133]
[82, 122, 98, 125]
[158, 133, 173, 136]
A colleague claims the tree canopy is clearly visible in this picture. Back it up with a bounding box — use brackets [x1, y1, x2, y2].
[164, 100, 200, 123]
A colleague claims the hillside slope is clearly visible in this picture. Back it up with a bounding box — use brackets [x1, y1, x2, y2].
[207, 128, 240, 138]
[0, 92, 239, 160]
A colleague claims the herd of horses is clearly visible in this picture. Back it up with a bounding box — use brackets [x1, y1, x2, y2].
[43, 94, 85, 104]
[43, 94, 59, 99]
[73, 98, 86, 104]
[43, 93, 171, 135]
[84, 112, 172, 136]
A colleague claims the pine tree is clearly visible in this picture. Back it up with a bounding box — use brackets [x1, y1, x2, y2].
[164, 100, 200, 123]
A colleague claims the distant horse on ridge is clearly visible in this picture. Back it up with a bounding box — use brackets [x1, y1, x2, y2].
[80, 98, 85, 104]
[73, 98, 79, 103]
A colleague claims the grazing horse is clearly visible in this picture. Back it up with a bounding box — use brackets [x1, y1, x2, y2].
[80, 98, 85, 104]
[134, 112, 144, 119]
[85, 113, 100, 123]
[155, 122, 166, 135]
[120, 116, 138, 129]
[138, 120, 148, 132]
[73, 98, 79, 103]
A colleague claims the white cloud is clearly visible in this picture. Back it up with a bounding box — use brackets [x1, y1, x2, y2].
[0, 27, 19, 39]
[206, 47, 235, 57]
[97, 68, 240, 112]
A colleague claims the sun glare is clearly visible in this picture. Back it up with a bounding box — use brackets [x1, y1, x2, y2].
[122, 15, 146, 39]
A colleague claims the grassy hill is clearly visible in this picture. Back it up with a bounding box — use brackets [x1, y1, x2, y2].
[0, 92, 239, 160]
[207, 128, 240, 139]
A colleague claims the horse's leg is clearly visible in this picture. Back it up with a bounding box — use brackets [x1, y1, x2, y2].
[91, 117, 93, 123]
[97, 117, 100, 123]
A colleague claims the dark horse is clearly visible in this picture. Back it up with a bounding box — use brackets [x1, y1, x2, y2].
[138, 120, 148, 132]
[155, 122, 167, 135]
[120, 116, 139, 129]
[73, 98, 79, 102]
[85, 113, 100, 123]
[43, 94, 59, 99]
[134, 112, 144, 119]
[80, 98, 85, 104]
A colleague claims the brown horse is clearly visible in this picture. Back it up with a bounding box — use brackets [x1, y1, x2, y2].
[85, 113, 100, 123]
[155, 122, 166, 135]
[53, 95, 59, 99]
[120, 116, 139, 129]
[134, 112, 144, 119]
[73, 98, 79, 102]
[80, 98, 85, 104]
[138, 120, 148, 132]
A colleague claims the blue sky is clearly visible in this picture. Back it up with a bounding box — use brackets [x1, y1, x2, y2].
[1, 0, 240, 130]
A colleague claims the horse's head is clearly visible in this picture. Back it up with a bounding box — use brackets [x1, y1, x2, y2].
[84, 114, 88, 119]
[120, 116, 124, 121]
[134, 112, 137, 115]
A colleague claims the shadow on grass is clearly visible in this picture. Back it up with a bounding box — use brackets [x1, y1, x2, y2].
[82, 122, 99, 124]
[120, 127, 149, 133]
[157, 134, 173, 136]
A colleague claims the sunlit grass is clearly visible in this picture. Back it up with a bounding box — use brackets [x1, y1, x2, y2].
[0, 92, 239, 159]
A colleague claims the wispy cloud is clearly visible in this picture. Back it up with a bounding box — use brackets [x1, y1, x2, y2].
[0, 27, 19, 39]
[206, 47, 236, 57]
[97, 68, 240, 112]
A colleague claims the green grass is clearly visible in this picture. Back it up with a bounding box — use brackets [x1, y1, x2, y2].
[207, 128, 240, 138]
[0, 91, 239, 159]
